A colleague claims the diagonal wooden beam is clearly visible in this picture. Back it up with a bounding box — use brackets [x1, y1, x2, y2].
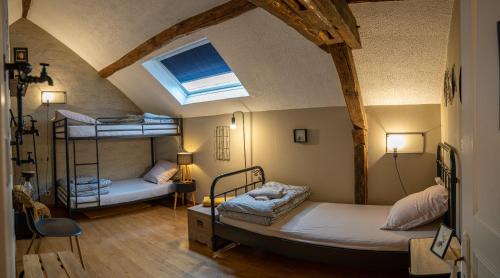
[98, 0, 256, 78]
[329, 43, 368, 204]
[248, 0, 360, 50]
[347, 0, 401, 3]
[22, 0, 31, 18]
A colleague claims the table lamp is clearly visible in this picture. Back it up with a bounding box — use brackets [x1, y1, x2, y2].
[177, 152, 193, 183]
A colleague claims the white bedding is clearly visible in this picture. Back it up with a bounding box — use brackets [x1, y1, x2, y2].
[220, 201, 439, 252]
[55, 124, 178, 138]
[58, 178, 175, 208]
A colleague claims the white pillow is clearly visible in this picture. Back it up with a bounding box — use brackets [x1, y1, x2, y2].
[381, 185, 448, 230]
[55, 110, 99, 125]
[143, 160, 177, 184]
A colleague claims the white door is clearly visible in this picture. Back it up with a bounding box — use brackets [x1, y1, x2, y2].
[461, 0, 500, 277]
[0, 0, 15, 277]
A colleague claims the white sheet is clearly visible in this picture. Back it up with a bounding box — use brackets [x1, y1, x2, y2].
[58, 178, 175, 208]
[220, 201, 439, 252]
[55, 124, 178, 138]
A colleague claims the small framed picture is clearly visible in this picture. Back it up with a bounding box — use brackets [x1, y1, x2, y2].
[14, 48, 28, 63]
[293, 129, 307, 143]
[430, 223, 454, 258]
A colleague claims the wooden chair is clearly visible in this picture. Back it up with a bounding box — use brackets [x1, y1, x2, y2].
[25, 207, 85, 269]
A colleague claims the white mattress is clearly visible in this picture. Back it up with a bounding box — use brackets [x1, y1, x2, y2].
[58, 178, 175, 208]
[220, 201, 439, 252]
[55, 124, 178, 138]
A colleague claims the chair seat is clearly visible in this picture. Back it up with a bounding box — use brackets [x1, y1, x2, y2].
[35, 218, 82, 237]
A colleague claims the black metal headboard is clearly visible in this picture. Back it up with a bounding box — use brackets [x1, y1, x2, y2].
[437, 143, 458, 231]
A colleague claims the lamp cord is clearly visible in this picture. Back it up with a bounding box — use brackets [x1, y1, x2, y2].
[44, 102, 50, 197]
[393, 155, 408, 196]
[241, 113, 248, 185]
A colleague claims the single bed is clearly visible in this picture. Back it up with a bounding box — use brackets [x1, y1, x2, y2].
[57, 178, 176, 209]
[209, 143, 458, 269]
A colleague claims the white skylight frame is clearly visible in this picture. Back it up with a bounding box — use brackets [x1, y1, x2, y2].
[143, 38, 249, 105]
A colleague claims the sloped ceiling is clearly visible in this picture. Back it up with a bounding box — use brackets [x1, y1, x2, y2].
[7, 0, 452, 117]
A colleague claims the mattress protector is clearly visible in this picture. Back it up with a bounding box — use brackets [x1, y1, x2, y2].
[220, 201, 439, 252]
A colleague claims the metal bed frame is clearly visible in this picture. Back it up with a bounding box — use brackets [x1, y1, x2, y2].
[53, 116, 183, 217]
[209, 142, 458, 269]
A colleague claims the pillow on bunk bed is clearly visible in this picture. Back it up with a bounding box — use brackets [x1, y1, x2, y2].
[55, 110, 99, 125]
[143, 160, 177, 184]
[381, 184, 448, 231]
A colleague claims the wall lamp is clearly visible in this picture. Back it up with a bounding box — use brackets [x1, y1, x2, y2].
[386, 132, 425, 196]
[230, 111, 248, 183]
[41, 91, 66, 105]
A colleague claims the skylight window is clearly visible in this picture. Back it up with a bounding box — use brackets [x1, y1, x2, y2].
[143, 39, 248, 105]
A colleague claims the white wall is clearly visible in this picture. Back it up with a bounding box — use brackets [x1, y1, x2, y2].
[460, 0, 500, 276]
[0, 0, 15, 276]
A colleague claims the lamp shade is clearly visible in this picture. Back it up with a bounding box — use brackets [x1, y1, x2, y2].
[177, 152, 193, 165]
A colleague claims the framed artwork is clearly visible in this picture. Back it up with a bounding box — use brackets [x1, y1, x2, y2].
[443, 69, 450, 107]
[293, 129, 308, 143]
[430, 224, 454, 258]
[13, 48, 28, 63]
[450, 64, 457, 105]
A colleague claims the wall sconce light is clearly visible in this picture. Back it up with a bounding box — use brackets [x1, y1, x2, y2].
[386, 132, 425, 196]
[41, 91, 66, 105]
[386, 133, 425, 156]
[177, 152, 193, 183]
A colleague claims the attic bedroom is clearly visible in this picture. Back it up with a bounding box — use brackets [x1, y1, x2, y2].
[0, 0, 499, 277]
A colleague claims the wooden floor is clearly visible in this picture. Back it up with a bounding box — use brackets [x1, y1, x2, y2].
[16, 203, 407, 278]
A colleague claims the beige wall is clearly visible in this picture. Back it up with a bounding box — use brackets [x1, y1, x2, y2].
[163, 105, 441, 205]
[366, 105, 441, 204]
[9, 19, 148, 202]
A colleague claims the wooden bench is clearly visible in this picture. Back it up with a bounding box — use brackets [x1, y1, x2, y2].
[22, 251, 89, 278]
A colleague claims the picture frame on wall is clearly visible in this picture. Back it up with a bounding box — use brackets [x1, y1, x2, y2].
[13, 47, 28, 63]
[293, 129, 308, 143]
[430, 224, 454, 259]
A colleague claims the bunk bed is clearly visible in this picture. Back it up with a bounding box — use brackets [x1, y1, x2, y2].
[53, 114, 183, 216]
[209, 143, 458, 269]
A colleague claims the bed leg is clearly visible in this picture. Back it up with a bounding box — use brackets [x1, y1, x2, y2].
[174, 192, 178, 210]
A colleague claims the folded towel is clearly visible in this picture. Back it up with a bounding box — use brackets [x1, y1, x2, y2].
[249, 187, 284, 199]
[70, 188, 110, 197]
[254, 196, 270, 201]
[202, 196, 234, 207]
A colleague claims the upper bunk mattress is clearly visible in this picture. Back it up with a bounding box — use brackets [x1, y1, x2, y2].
[219, 201, 439, 252]
[55, 124, 178, 138]
[58, 178, 175, 208]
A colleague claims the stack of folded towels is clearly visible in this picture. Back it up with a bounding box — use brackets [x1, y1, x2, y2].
[217, 181, 310, 226]
[58, 176, 112, 197]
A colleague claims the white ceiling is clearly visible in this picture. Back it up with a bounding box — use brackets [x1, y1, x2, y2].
[7, 0, 453, 117]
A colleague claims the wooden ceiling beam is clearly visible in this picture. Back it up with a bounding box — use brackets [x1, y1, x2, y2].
[329, 43, 368, 204]
[248, 0, 361, 50]
[347, 0, 401, 3]
[98, 0, 256, 78]
[22, 0, 31, 18]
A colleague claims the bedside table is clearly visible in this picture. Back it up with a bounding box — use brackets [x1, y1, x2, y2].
[409, 237, 461, 277]
[173, 180, 196, 210]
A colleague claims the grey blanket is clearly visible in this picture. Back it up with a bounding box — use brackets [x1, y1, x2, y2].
[217, 181, 310, 225]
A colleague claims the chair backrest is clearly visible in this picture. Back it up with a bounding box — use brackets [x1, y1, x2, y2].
[25, 207, 40, 235]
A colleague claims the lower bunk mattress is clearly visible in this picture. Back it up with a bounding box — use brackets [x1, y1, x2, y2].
[219, 201, 439, 252]
[57, 178, 175, 208]
[55, 124, 178, 138]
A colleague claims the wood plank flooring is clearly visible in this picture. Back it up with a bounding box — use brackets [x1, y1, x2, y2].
[16, 204, 406, 277]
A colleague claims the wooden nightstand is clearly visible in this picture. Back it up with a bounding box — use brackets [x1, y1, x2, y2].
[409, 237, 461, 277]
[187, 204, 215, 249]
[173, 180, 196, 210]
